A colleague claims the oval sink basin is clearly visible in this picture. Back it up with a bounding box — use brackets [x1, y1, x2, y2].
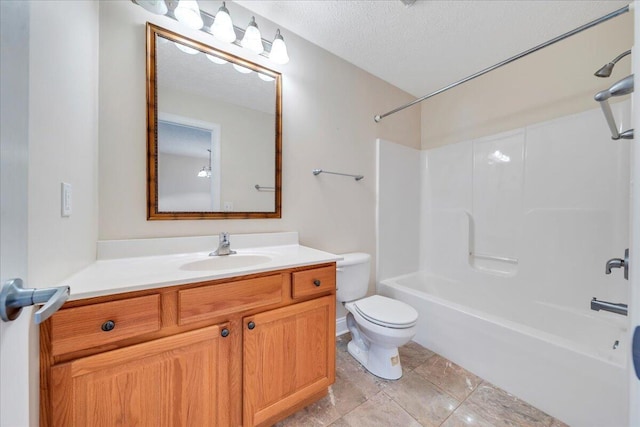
[180, 254, 272, 271]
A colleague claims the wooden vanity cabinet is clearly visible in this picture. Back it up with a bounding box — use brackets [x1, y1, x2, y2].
[243, 296, 335, 427]
[48, 324, 232, 426]
[40, 263, 336, 427]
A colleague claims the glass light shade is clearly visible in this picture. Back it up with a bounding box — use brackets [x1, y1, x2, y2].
[174, 0, 203, 30]
[269, 30, 289, 65]
[258, 73, 275, 82]
[241, 17, 264, 54]
[233, 64, 252, 74]
[197, 167, 208, 178]
[174, 42, 199, 55]
[206, 54, 228, 64]
[137, 0, 168, 15]
[212, 2, 236, 43]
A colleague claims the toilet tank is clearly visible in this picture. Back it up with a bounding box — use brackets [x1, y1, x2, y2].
[336, 253, 371, 302]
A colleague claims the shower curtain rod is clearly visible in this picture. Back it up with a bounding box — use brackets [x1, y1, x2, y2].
[374, 4, 630, 123]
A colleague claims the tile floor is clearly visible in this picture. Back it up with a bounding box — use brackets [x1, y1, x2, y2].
[276, 334, 569, 427]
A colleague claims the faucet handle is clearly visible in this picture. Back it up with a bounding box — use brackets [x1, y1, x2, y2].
[220, 232, 230, 242]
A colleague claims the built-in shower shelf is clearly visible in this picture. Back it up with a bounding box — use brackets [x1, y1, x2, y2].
[469, 253, 518, 276]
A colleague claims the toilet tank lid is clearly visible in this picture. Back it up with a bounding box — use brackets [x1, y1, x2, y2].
[337, 252, 371, 267]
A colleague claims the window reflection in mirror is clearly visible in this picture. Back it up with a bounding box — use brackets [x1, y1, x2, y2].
[146, 24, 282, 219]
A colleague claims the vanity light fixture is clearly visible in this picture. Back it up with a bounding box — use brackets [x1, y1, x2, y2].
[211, 1, 236, 43]
[136, 0, 167, 15]
[232, 64, 253, 74]
[258, 73, 275, 82]
[206, 53, 228, 65]
[198, 149, 212, 178]
[269, 30, 289, 65]
[133, 0, 290, 64]
[174, 42, 199, 55]
[174, 0, 204, 30]
[241, 17, 264, 55]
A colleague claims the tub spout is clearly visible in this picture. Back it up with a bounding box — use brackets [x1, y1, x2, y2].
[591, 297, 627, 316]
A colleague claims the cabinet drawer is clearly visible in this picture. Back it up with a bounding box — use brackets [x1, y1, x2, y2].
[50, 294, 160, 356]
[179, 274, 284, 325]
[291, 265, 336, 299]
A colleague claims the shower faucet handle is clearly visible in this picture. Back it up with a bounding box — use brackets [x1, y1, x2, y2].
[605, 248, 629, 280]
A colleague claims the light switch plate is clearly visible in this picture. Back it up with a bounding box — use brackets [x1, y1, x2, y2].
[61, 182, 72, 217]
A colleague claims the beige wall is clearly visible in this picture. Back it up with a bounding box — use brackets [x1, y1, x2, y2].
[28, 1, 99, 285]
[98, 1, 420, 301]
[26, 2, 99, 422]
[158, 152, 213, 211]
[421, 12, 633, 149]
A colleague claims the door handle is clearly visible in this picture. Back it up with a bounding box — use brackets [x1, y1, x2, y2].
[0, 278, 70, 324]
[605, 248, 629, 280]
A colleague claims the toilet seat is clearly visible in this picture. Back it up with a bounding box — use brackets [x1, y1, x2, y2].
[352, 295, 418, 329]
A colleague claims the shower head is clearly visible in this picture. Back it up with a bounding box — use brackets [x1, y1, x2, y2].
[594, 62, 615, 78]
[594, 49, 631, 77]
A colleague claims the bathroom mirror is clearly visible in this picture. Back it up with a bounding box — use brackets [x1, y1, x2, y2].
[146, 23, 281, 219]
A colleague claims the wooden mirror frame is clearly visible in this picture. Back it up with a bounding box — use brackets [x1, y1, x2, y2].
[146, 23, 282, 220]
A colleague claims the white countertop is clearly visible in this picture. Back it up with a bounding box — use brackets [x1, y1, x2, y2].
[60, 233, 341, 301]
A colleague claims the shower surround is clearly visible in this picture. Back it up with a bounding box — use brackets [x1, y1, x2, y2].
[376, 100, 631, 426]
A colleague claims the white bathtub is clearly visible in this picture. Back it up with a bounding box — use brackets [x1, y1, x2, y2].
[379, 271, 628, 427]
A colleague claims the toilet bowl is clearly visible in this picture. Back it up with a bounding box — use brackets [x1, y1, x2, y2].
[337, 253, 418, 380]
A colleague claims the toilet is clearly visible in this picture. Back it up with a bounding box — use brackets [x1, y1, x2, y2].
[337, 253, 418, 380]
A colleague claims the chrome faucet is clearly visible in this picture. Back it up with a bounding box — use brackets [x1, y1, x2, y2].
[210, 232, 236, 256]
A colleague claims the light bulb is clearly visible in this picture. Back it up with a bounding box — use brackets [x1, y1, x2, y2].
[137, 0, 168, 15]
[269, 29, 289, 64]
[206, 54, 228, 65]
[174, 42, 199, 55]
[212, 2, 236, 43]
[197, 167, 208, 177]
[233, 64, 252, 74]
[241, 17, 263, 54]
[174, 0, 203, 30]
[258, 73, 275, 82]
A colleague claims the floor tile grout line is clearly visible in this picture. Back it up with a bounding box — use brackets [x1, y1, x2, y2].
[436, 380, 486, 426]
[410, 359, 484, 404]
[380, 389, 429, 426]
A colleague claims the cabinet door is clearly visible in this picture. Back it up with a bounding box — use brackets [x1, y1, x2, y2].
[49, 325, 231, 427]
[243, 295, 335, 427]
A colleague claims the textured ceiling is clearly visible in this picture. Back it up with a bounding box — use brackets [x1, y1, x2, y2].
[235, 0, 630, 97]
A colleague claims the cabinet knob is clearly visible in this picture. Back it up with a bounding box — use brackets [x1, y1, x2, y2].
[313, 279, 321, 287]
[221, 328, 230, 338]
[101, 320, 115, 332]
[247, 321, 255, 330]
